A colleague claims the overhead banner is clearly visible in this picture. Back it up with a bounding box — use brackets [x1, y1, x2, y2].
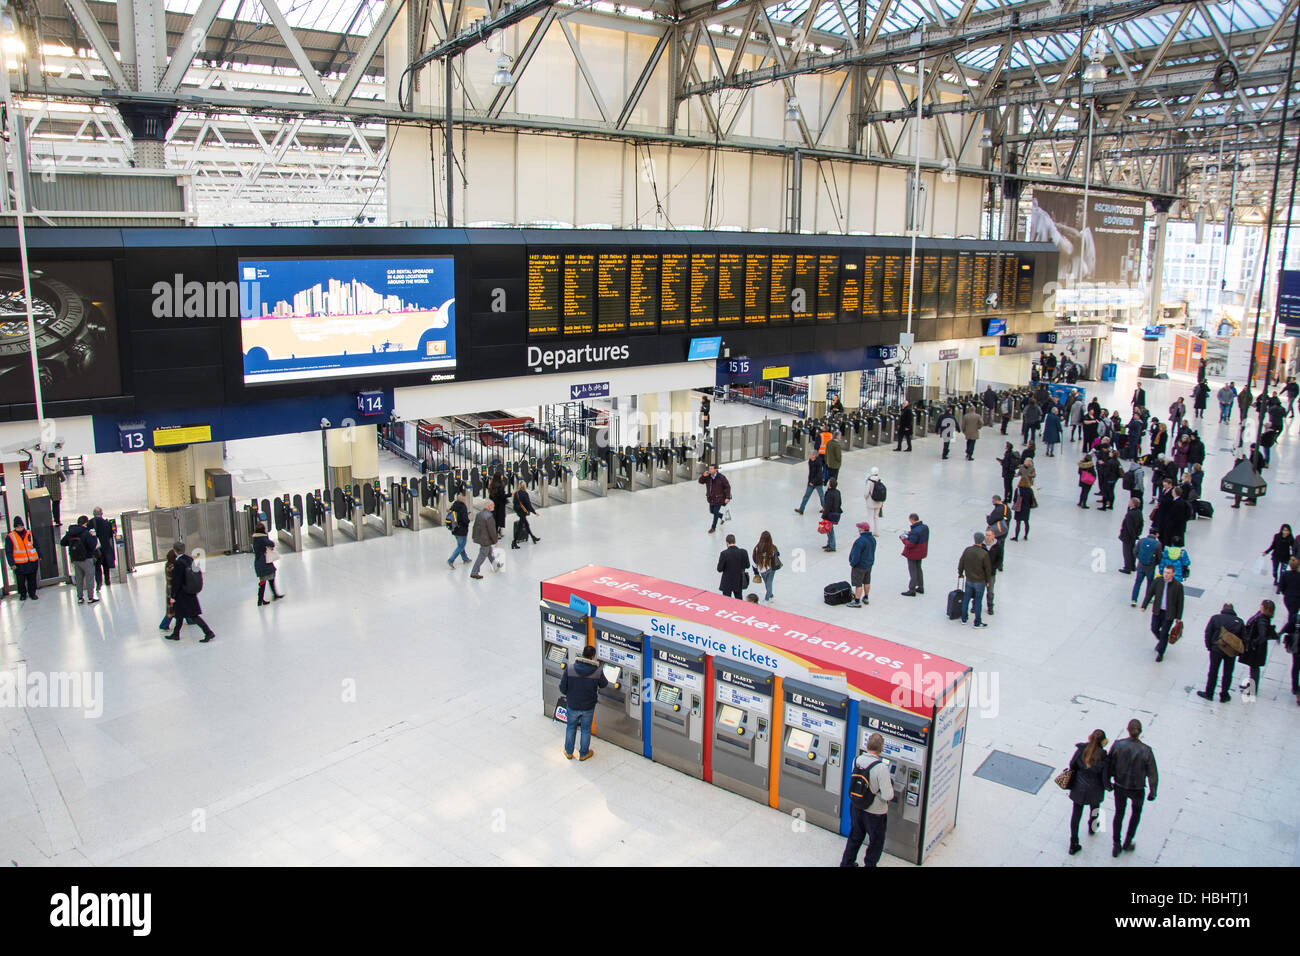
[1030, 189, 1145, 289]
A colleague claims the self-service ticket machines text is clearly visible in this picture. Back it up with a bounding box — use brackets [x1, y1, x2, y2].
[856, 702, 931, 864]
[647, 637, 706, 779]
[710, 658, 773, 805]
[778, 679, 850, 832]
[540, 602, 589, 720]
[592, 619, 645, 754]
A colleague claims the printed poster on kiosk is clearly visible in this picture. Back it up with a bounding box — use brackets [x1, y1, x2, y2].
[238, 256, 456, 384]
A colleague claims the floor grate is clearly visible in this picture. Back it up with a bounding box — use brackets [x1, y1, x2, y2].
[973, 750, 1056, 795]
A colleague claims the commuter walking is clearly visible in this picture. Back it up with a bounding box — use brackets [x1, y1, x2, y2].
[847, 522, 876, 607]
[1064, 729, 1109, 856]
[1237, 385, 1253, 423]
[962, 406, 983, 460]
[511, 481, 540, 548]
[863, 468, 884, 535]
[840, 734, 895, 867]
[488, 473, 508, 535]
[752, 531, 781, 602]
[1195, 603, 1246, 702]
[716, 533, 750, 600]
[1118, 497, 1144, 574]
[997, 443, 1019, 502]
[559, 644, 607, 761]
[1021, 399, 1042, 445]
[1264, 524, 1293, 590]
[957, 533, 992, 627]
[820, 478, 843, 552]
[1280, 557, 1300, 633]
[1107, 719, 1157, 857]
[795, 447, 825, 514]
[894, 400, 914, 452]
[983, 528, 1004, 617]
[1141, 565, 1183, 662]
[699, 463, 732, 533]
[158, 548, 177, 630]
[60, 516, 99, 605]
[446, 491, 470, 568]
[252, 523, 285, 606]
[899, 513, 928, 596]
[1217, 383, 1236, 423]
[469, 501, 500, 579]
[1168, 397, 1186, 431]
[1238, 600, 1277, 696]
[4, 518, 41, 601]
[166, 540, 215, 642]
[1132, 384, 1147, 412]
[936, 406, 958, 460]
[1076, 454, 1097, 508]
[90, 507, 115, 594]
[1285, 376, 1299, 417]
[825, 430, 843, 481]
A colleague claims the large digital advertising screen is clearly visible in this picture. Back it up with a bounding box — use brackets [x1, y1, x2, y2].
[239, 256, 456, 385]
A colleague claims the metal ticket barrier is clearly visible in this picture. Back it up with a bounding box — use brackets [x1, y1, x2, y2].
[777, 679, 850, 832]
[332, 485, 364, 542]
[647, 638, 706, 780]
[540, 453, 572, 507]
[417, 475, 444, 528]
[710, 658, 774, 805]
[652, 441, 675, 485]
[271, 494, 302, 552]
[630, 445, 654, 491]
[361, 480, 393, 536]
[304, 490, 333, 547]
[389, 477, 416, 531]
[673, 438, 695, 480]
[855, 702, 932, 864]
[575, 453, 608, 499]
[540, 601, 589, 720]
[866, 413, 882, 446]
[593, 619, 646, 753]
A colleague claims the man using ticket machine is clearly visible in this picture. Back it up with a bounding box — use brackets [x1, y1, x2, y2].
[841, 733, 895, 868]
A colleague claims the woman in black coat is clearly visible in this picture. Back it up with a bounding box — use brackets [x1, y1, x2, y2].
[252, 523, 284, 605]
[511, 481, 541, 548]
[1066, 729, 1109, 855]
[488, 474, 508, 533]
[1240, 600, 1277, 694]
[1264, 524, 1294, 590]
[168, 542, 215, 642]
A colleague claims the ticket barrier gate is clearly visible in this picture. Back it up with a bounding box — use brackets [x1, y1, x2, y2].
[855, 702, 932, 864]
[628, 446, 655, 491]
[540, 601, 589, 720]
[777, 679, 849, 832]
[332, 485, 364, 542]
[389, 478, 416, 531]
[360, 481, 393, 536]
[304, 490, 333, 547]
[540, 454, 573, 506]
[575, 453, 608, 499]
[416, 475, 444, 528]
[647, 638, 706, 779]
[593, 619, 646, 754]
[271, 494, 303, 552]
[866, 414, 882, 446]
[672, 440, 696, 480]
[848, 416, 867, 450]
[651, 442, 675, 485]
[710, 659, 774, 805]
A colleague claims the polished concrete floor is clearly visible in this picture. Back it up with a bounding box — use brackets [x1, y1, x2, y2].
[1, 365, 1296, 866]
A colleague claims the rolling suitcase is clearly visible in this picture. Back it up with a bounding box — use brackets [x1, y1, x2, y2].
[946, 587, 964, 620]
[823, 581, 853, 606]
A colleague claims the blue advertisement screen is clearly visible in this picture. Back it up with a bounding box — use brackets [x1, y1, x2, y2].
[239, 256, 456, 384]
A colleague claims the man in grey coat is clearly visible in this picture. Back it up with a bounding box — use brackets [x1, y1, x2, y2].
[469, 501, 500, 579]
[961, 407, 983, 460]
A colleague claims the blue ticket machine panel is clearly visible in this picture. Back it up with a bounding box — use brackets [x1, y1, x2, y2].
[647, 638, 706, 780]
[710, 658, 774, 805]
[541, 602, 588, 720]
[778, 679, 850, 832]
[593, 618, 645, 753]
[856, 702, 932, 864]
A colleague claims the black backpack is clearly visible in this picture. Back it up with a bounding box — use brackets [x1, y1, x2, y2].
[67, 532, 89, 562]
[183, 563, 204, 595]
[444, 509, 455, 532]
[849, 759, 883, 809]
[870, 479, 887, 502]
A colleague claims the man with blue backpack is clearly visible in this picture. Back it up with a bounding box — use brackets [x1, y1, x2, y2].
[1130, 529, 1163, 608]
[840, 733, 895, 867]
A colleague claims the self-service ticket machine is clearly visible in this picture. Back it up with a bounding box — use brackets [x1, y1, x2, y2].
[592, 618, 646, 754]
[777, 679, 850, 832]
[540, 602, 589, 720]
[647, 637, 706, 779]
[710, 658, 773, 805]
[855, 702, 932, 864]
[333, 485, 364, 542]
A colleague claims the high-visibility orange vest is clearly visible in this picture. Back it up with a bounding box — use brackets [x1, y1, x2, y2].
[7, 530, 37, 564]
[819, 431, 831, 454]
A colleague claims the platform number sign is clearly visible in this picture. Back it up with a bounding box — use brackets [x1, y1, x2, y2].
[355, 390, 386, 417]
[118, 422, 150, 454]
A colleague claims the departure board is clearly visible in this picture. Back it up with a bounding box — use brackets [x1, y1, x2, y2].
[769, 253, 793, 324]
[660, 252, 688, 330]
[744, 253, 770, 326]
[920, 253, 940, 318]
[527, 253, 561, 338]
[938, 253, 958, 317]
[596, 252, 629, 335]
[1016, 256, 1035, 311]
[862, 253, 883, 319]
[816, 254, 840, 322]
[793, 254, 818, 323]
[903, 254, 917, 318]
[955, 251, 974, 316]
[562, 253, 595, 336]
[881, 254, 904, 318]
[716, 252, 744, 327]
[983, 253, 1000, 311]
[971, 251, 992, 315]
[689, 253, 717, 328]
[629, 253, 659, 331]
[839, 255, 862, 324]
[1000, 254, 1018, 315]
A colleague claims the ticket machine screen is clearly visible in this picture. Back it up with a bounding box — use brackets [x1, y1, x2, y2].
[602, 664, 621, 684]
[656, 684, 682, 707]
[546, 645, 568, 665]
[717, 705, 744, 731]
[787, 729, 814, 754]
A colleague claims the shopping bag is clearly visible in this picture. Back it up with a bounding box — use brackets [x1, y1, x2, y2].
[489, 546, 505, 572]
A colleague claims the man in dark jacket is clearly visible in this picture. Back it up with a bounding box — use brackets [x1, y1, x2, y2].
[936, 407, 958, 460]
[1021, 399, 1042, 445]
[982, 528, 1004, 617]
[1117, 497, 1144, 573]
[1132, 384, 1147, 412]
[985, 495, 1011, 544]
[957, 533, 993, 627]
[982, 386, 997, 412]
[716, 534, 751, 600]
[59, 516, 99, 605]
[894, 401, 914, 452]
[1196, 603, 1246, 703]
[559, 644, 608, 760]
[796, 448, 826, 514]
[90, 506, 115, 594]
[848, 522, 876, 607]
[1141, 564, 1183, 662]
[446, 491, 470, 568]
[168, 540, 214, 642]
[1152, 477, 1178, 543]
[698, 463, 732, 532]
[899, 513, 929, 596]
[469, 501, 500, 578]
[1107, 718, 1157, 856]
[824, 432, 843, 480]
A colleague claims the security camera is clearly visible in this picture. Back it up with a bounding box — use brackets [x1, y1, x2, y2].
[320, 418, 332, 429]
[986, 292, 999, 307]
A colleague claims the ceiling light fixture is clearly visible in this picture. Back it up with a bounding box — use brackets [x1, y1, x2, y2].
[491, 53, 514, 87]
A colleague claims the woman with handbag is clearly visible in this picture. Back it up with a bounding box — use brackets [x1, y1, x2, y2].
[752, 531, 781, 602]
[252, 522, 285, 606]
[1011, 480, 1035, 541]
[511, 481, 541, 549]
[1239, 600, 1277, 695]
[1062, 728, 1109, 855]
[820, 478, 842, 553]
[1263, 524, 1294, 592]
[1076, 455, 1097, 508]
